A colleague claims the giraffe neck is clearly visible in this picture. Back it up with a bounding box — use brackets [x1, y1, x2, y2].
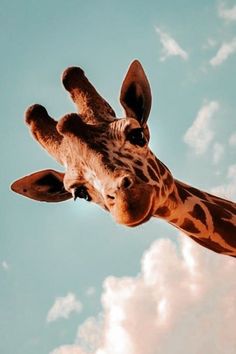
[154, 179, 236, 257]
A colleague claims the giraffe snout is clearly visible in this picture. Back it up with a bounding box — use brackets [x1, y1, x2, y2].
[106, 175, 134, 201]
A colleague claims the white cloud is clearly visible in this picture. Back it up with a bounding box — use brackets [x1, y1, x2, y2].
[218, 3, 236, 21]
[210, 38, 236, 66]
[212, 142, 224, 164]
[155, 27, 188, 61]
[229, 132, 236, 146]
[50, 237, 236, 354]
[211, 164, 236, 200]
[1, 261, 9, 270]
[75, 315, 103, 352]
[47, 293, 82, 323]
[183, 101, 219, 155]
[50, 346, 86, 354]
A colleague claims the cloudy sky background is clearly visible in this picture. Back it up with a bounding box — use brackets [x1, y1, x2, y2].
[0, 0, 236, 353]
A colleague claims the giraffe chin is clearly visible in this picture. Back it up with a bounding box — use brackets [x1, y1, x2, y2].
[111, 185, 154, 227]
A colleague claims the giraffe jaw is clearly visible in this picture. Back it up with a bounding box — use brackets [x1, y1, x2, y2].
[110, 184, 155, 227]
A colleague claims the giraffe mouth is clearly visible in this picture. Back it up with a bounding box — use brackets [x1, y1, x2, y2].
[125, 211, 153, 227]
[110, 184, 154, 227]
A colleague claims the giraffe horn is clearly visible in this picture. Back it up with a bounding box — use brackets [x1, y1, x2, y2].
[57, 113, 89, 139]
[62, 67, 116, 124]
[25, 104, 64, 165]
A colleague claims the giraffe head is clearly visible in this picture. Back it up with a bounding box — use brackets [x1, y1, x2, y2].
[11, 61, 175, 227]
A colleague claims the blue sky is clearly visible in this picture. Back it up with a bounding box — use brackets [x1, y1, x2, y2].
[0, 1, 236, 353]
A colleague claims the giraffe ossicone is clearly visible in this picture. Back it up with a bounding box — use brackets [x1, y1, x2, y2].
[11, 60, 236, 257]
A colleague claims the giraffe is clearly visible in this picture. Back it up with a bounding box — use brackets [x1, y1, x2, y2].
[11, 60, 236, 257]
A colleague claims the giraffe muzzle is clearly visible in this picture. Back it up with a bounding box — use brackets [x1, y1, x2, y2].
[105, 174, 134, 201]
[109, 183, 154, 227]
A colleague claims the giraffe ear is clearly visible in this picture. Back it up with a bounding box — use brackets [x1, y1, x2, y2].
[120, 60, 152, 125]
[11, 169, 72, 202]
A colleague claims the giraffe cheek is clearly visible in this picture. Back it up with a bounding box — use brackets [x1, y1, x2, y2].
[111, 185, 154, 227]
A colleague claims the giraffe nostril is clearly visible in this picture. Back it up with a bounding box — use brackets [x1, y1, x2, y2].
[107, 194, 115, 200]
[121, 176, 133, 189]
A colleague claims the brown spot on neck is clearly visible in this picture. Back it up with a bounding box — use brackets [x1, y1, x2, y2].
[180, 218, 200, 234]
[177, 185, 191, 203]
[206, 202, 236, 247]
[211, 196, 236, 214]
[147, 165, 159, 182]
[134, 167, 149, 183]
[158, 161, 167, 176]
[135, 159, 143, 167]
[187, 186, 207, 200]
[148, 158, 159, 173]
[155, 206, 171, 217]
[189, 204, 207, 226]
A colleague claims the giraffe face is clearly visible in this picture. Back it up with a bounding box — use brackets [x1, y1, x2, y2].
[11, 60, 174, 226]
[58, 114, 173, 226]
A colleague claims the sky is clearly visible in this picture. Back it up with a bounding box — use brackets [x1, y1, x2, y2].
[0, 0, 236, 353]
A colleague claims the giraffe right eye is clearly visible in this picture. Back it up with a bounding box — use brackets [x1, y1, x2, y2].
[74, 186, 91, 201]
[126, 128, 146, 147]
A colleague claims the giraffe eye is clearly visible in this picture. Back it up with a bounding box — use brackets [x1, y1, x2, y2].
[74, 186, 91, 201]
[126, 128, 146, 147]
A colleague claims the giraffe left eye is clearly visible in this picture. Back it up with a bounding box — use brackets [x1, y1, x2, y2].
[74, 186, 91, 201]
[127, 128, 146, 147]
